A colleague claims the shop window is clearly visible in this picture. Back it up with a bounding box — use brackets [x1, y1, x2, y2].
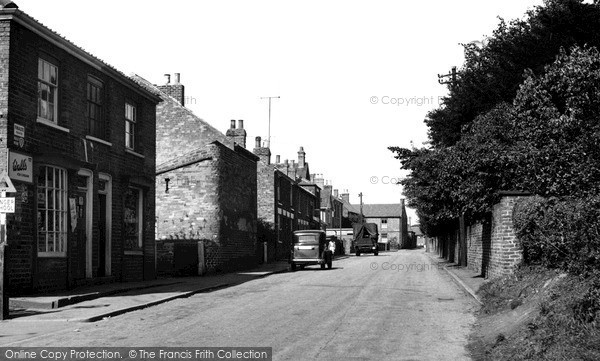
[124, 187, 143, 251]
[37, 166, 67, 256]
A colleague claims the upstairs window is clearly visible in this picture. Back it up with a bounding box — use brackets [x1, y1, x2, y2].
[38, 58, 58, 122]
[381, 218, 388, 229]
[125, 103, 136, 149]
[87, 76, 105, 139]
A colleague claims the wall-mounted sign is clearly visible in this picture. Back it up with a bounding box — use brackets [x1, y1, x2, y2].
[8, 151, 32, 184]
[0, 197, 15, 213]
[13, 123, 25, 148]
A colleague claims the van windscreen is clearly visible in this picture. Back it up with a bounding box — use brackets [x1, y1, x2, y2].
[296, 235, 319, 244]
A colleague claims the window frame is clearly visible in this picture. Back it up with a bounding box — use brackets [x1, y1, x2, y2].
[87, 76, 105, 139]
[124, 186, 144, 253]
[37, 165, 68, 257]
[125, 102, 136, 150]
[37, 58, 58, 123]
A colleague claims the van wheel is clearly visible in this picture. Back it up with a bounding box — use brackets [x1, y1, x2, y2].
[289, 263, 296, 272]
[356, 251, 361, 257]
[374, 250, 379, 256]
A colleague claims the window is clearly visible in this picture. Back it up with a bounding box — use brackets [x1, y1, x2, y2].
[37, 166, 67, 256]
[381, 218, 388, 229]
[38, 58, 58, 122]
[125, 103, 136, 149]
[87, 77, 105, 139]
[124, 187, 143, 251]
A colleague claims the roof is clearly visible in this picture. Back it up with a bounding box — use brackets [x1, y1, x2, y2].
[410, 225, 423, 236]
[353, 204, 403, 218]
[1, 5, 160, 103]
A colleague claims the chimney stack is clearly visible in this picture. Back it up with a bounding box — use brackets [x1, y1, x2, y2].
[334, 189, 339, 197]
[226, 119, 247, 148]
[298, 146, 306, 168]
[341, 190, 350, 203]
[314, 174, 325, 189]
[158, 73, 185, 106]
[275, 155, 280, 163]
[252, 135, 271, 164]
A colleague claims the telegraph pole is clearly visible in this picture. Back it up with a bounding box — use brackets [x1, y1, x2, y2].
[438, 66, 457, 86]
[359, 192, 364, 224]
[260, 96, 280, 148]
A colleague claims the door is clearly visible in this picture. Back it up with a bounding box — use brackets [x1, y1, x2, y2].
[97, 194, 107, 277]
[74, 190, 87, 281]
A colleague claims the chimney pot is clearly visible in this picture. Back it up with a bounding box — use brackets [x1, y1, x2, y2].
[164, 74, 171, 84]
[174, 73, 180, 84]
[255, 136, 261, 148]
[238, 119, 244, 129]
[334, 189, 339, 197]
[230, 119, 236, 129]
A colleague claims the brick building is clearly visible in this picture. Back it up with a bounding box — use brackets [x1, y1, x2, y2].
[353, 200, 410, 250]
[134, 74, 259, 272]
[312, 175, 343, 230]
[253, 140, 320, 261]
[1, 2, 161, 294]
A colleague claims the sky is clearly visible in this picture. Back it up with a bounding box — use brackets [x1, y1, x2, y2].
[21, 0, 544, 224]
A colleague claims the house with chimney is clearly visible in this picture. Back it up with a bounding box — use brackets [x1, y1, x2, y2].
[253, 139, 321, 261]
[0, 2, 161, 294]
[352, 199, 410, 250]
[132, 74, 259, 273]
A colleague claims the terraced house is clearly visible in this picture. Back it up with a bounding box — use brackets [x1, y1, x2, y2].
[0, 2, 160, 293]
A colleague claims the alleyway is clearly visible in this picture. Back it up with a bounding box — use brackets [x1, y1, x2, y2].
[3, 250, 478, 360]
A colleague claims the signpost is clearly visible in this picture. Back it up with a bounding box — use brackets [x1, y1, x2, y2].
[0, 170, 16, 320]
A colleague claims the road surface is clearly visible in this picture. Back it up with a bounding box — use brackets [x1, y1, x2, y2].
[3, 249, 478, 360]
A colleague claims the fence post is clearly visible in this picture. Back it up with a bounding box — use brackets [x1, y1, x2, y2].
[197, 241, 206, 276]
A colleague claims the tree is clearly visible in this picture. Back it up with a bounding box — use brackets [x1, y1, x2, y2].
[427, 0, 600, 147]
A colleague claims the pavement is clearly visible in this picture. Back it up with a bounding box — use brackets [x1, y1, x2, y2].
[4, 261, 290, 323]
[424, 249, 487, 304]
[2, 250, 485, 322]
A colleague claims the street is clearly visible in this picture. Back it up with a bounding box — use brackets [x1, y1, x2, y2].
[4, 250, 478, 360]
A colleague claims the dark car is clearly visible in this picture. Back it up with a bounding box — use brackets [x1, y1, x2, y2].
[289, 230, 333, 271]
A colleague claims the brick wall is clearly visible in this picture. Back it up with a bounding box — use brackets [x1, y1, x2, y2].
[4, 19, 157, 293]
[156, 147, 219, 240]
[155, 95, 229, 167]
[214, 143, 257, 271]
[464, 194, 528, 279]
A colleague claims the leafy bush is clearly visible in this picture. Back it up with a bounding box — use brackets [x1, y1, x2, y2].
[513, 196, 600, 276]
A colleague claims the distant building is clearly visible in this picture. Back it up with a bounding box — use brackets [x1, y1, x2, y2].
[352, 200, 410, 250]
[134, 74, 259, 272]
[1, 2, 161, 293]
[253, 140, 320, 261]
